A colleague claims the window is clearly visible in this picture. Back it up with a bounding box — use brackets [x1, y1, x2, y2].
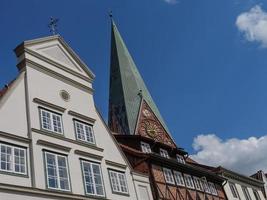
[109, 170, 128, 194]
[160, 148, 169, 158]
[193, 177, 204, 191]
[74, 121, 95, 144]
[40, 109, 63, 134]
[184, 174, 195, 189]
[229, 182, 239, 198]
[200, 179, 211, 194]
[253, 189, 261, 200]
[176, 154, 185, 164]
[242, 186, 251, 200]
[81, 160, 105, 196]
[163, 168, 175, 184]
[208, 182, 217, 195]
[141, 142, 151, 153]
[174, 171, 185, 186]
[0, 143, 26, 175]
[44, 152, 70, 191]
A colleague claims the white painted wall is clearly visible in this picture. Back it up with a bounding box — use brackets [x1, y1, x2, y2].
[0, 36, 152, 200]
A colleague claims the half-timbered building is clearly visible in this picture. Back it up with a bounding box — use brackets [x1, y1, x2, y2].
[108, 19, 228, 200]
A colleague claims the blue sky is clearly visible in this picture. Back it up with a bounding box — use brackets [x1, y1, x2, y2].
[1, 0, 267, 174]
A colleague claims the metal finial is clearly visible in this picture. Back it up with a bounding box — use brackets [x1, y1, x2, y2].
[109, 10, 113, 19]
[48, 17, 59, 35]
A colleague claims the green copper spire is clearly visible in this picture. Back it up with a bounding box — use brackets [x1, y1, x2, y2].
[108, 20, 170, 135]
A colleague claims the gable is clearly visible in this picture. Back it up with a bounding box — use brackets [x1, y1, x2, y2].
[136, 100, 176, 148]
[15, 35, 95, 81]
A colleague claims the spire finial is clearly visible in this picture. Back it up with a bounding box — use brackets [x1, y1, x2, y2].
[48, 17, 59, 35]
[109, 10, 113, 19]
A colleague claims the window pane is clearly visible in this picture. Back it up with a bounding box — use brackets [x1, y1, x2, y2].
[41, 110, 52, 130]
[52, 114, 62, 133]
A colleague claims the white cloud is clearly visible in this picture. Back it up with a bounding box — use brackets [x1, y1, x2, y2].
[236, 5, 267, 48]
[163, 0, 178, 5]
[191, 134, 267, 175]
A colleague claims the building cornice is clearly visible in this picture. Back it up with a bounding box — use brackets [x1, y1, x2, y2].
[37, 139, 71, 152]
[74, 150, 103, 161]
[33, 98, 66, 112]
[68, 110, 96, 124]
[0, 182, 110, 200]
[0, 131, 31, 144]
[105, 160, 127, 169]
[32, 128, 104, 152]
[19, 59, 94, 94]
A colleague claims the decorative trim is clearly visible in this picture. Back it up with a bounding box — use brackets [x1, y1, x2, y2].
[37, 139, 71, 152]
[31, 128, 104, 152]
[0, 131, 31, 143]
[25, 48, 93, 83]
[33, 98, 66, 112]
[74, 150, 103, 160]
[0, 182, 110, 200]
[105, 160, 127, 169]
[21, 59, 94, 94]
[68, 110, 96, 124]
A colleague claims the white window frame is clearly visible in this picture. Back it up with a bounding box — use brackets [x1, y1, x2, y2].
[141, 142, 151, 153]
[74, 120, 95, 144]
[109, 170, 129, 194]
[163, 168, 175, 184]
[193, 176, 204, 191]
[173, 171, 185, 186]
[160, 148, 169, 158]
[253, 189, 261, 200]
[229, 182, 239, 199]
[40, 108, 63, 134]
[242, 186, 251, 200]
[0, 143, 27, 175]
[81, 160, 105, 197]
[184, 174, 195, 189]
[44, 152, 70, 191]
[176, 154, 185, 164]
[208, 182, 218, 195]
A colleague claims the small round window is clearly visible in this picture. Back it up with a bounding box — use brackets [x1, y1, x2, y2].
[60, 90, 70, 101]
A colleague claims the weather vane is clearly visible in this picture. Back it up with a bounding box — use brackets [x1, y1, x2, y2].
[109, 10, 113, 19]
[48, 17, 59, 35]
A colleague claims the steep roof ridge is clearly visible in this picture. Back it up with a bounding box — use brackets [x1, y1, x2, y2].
[111, 20, 171, 135]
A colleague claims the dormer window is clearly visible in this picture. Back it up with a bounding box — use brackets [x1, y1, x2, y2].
[141, 142, 151, 153]
[160, 148, 169, 158]
[176, 154, 185, 164]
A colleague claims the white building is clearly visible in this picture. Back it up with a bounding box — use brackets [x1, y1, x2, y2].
[0, 35, 153, 200]
[216, 167, 265, 200]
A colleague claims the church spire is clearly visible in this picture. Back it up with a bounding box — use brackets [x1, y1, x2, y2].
[108, 20, 171, 138]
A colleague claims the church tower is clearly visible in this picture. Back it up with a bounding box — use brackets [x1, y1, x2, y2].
[108, 20, 176, 148]
[108, 19, 227, 200]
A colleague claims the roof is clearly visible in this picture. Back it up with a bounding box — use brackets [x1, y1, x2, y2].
[108, 20, 170, 136]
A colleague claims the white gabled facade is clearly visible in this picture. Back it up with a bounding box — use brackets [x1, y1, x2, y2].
[0, 35, 152, 200]
[218, 168, 266, 200]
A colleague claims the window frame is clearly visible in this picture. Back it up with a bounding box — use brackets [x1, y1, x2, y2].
[81, 160, 105, 197]
[163, 168, 175, 185]
[176, 154, 185, 164]
[242, 186, 252, 200]
[0, 142, 27, 175]
[40, 108, 63, 134]
[253, 189, 261, 200]
[184, 174, 195, 189]
[159, 148, 169, 158]
[140, 142, 152, 153]
[108, 169, 129, 195]
[193, 176, 204, 191]
[208, 182, 218, 195]
[44, 151, 71, 192]
[229, 182, 239, 199]
[173, 171, 185, 186]
[74, 120, 95, 144]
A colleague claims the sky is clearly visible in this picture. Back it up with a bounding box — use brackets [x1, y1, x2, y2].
[1, 0, 267, 175]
